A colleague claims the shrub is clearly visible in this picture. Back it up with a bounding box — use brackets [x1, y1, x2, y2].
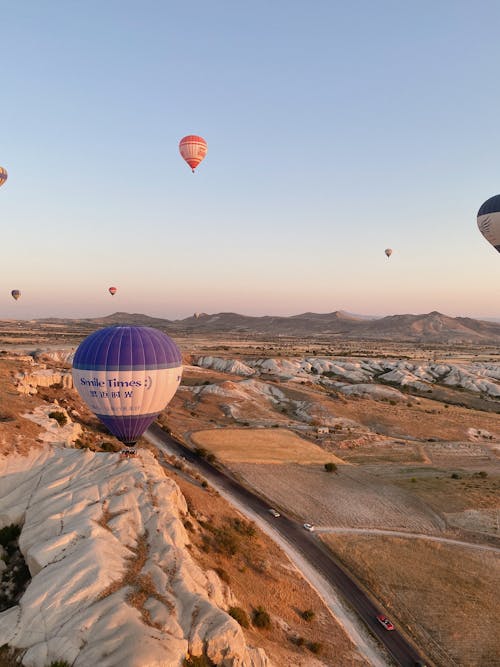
[100, 441, 116, 452]
[307, 641, 323, 654]
[229, 606, 250, 628]
[48, 662, 72, 667]
[48, 411, 67, 427]
[301, 609, 315, 621]
[295, 636, 305, 647]
[451, 472, 461, 479]
[410, 477, 417, 483]
[230, 517, 256, 537]
[0, 524, 21, 547]
[183, 656, 216, 667]
[201, 480, 208, 489]
[252, 606, 271, 629]
[324, 462, 337, 473]
[195, 447, 208, 458]
[215, 567, 230, 584]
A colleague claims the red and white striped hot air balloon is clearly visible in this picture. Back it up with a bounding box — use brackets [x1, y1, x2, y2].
[109, 286, 117, 296]
[0, 167, 7, 188]
[179, 135, 207, 173]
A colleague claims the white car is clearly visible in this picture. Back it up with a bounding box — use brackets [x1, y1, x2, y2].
[303, 523, 315, 532]
[268, 508, 280, 517]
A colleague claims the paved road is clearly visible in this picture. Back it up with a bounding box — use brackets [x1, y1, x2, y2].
[147, 423, 428, 667]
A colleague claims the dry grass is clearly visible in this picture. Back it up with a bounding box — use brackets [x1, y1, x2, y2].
[168, 468, 368, 667]
[191, 428, 346, 465]
[322, 534, 500, 667]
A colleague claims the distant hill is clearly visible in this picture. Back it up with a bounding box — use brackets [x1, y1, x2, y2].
[33, 310, 500, 343]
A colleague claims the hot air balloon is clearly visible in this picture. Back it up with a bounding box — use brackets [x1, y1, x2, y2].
[477, 195, 500, 253]
[194, 312, 201, 319]
[109, 286, 117, 296]
[11, 290, 20, 301]
[0, 167, 7, 188]
[179, 135, 207, 173]
[384, 248, 393, 258]
[72, 326, 183, 449]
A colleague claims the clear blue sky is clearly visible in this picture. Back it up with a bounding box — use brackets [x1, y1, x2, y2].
[1, 0, 499, 320]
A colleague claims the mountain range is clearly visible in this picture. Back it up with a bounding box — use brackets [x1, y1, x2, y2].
[35, 310, 500, 344]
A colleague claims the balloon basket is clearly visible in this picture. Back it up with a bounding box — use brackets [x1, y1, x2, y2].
[120, 448, 137, 458]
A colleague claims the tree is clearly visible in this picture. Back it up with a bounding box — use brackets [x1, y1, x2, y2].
[324, 462, 337, 473]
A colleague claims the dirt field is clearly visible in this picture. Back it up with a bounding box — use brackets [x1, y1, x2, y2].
[229, 462, 446, 532]
[191, 427, 346, 465]
[322, 534, 500, 667]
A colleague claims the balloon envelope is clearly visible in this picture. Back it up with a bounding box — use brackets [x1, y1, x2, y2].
[0, 167, 7, 187]
[384, 248, 393, 258]
[477, 195, 500, 253]
[72, 326, 183, 445]
[11, 290, 21, 300]
[109, 286, 117, 296]
[179, 135, 207, 172]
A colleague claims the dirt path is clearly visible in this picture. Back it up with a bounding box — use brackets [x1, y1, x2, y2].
[316, 527, 500, 553]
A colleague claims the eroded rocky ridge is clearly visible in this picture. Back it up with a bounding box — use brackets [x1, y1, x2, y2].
[0, 448, 269, 667]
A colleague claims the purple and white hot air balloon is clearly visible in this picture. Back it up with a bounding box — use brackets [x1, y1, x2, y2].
[72, 326, 182, 449]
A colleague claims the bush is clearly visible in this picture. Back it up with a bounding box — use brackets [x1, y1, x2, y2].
[183, 656, 215, 667]
[252, 606, 271, 629]
[451, 472, 461, 479]
[195, 447, 208, 458]
[48, 411, 67, 427]
[324, 462, 337, 473]
[48, 662, 72, 667]
[0, 524, 21, 548]
[301, 609, 315, 621]
[215, 567, 230, 584]
[100, 441, 116, 452]
[230, 517, 256, 537]
[229, 606, 250, 628]
[294, 636, 305, 647]
[307, 641, 322, 654]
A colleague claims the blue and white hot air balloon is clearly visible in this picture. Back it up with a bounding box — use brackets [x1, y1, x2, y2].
[477, 195, 500, 253]
[72, 326, 182, 448]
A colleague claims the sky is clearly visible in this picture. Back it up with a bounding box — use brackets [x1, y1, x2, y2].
[1, 0, 500, 321]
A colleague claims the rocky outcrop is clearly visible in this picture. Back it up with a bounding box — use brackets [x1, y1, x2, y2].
[16, 369, 73, 395]
[0, 448, 270, 667]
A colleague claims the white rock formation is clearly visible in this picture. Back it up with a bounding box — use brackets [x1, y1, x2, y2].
[0, 448, 269, 667]
[195, 355, 500, 400]
[17, 369, 73, 395]
[23, 403, 82, 446]
[196, 357, 255, 377]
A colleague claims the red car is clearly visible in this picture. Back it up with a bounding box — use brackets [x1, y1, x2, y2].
[376, 614, 395, 631]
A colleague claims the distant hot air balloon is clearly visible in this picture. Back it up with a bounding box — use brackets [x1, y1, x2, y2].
[72, 326, 183, 448]
[11, 290, 21, 301]
[109, 286, 117, 296]
[0, 167, 7, 188]
[384, 248, 393, 258]
[194, 312, 201, 319]
[477, 195, 500, 253]
[179, 135, 207, 173]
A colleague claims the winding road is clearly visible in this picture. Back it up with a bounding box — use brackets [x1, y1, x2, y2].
[146, 422, 428, 667]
